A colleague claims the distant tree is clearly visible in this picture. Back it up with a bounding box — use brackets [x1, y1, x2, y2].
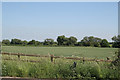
[57, 35, 66, 45]
[11, 39, 22, 45]
[68, 36, 77, 46]
[63, 38, 69, 45]
[112, 35, 120, 48]
[28, 40, 36, 45]
[81, 36, 91, 46]
[57, 35, 77, 46]
[94, 42, 100, 47]
[52, 42, 58, 46]
[35, 41, 41, 46]
[81, 36, 102, 47]
[2, 39, 10, 45]
[100, 39, 109, 47]
[22, 40, 28, 46]
[43, 38, 54, 45]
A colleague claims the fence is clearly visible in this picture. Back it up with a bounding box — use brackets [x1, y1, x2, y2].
[2, 52, 113, 62]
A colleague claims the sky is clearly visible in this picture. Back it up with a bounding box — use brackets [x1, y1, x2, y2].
[2, 2, 118, 42]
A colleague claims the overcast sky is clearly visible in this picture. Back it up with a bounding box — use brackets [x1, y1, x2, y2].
[2, 2, 118, 42]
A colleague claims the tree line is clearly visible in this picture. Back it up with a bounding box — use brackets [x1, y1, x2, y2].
[2, 35, 120, 48]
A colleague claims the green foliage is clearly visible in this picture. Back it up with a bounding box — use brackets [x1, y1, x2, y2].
[57, 35, 67, 45]
[57, 35, 77, 46]
[43, 38, 54, 46]
[112, 35, 120, 48]
[2, 56, 119, 79]
[28, 40, 36, 45]
[81, 36, 102, 47]
[2, 39, 10, 45]
[2, 35, 120, 48]
[112, 50, 120, 67]
[94, 42, 100, 47]
[100, 39, 109, 47]
[22, 40, 28, 46]
[11, 39, 22, 45]
[68, 36, 77, 46]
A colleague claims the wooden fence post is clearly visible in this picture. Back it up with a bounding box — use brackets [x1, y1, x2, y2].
[106, 57, 110, 60]
[83, 57, 85, 64]
[73, 62, 77, 68]
[50, 54, 54, 62]
[18, 53, 20, 59]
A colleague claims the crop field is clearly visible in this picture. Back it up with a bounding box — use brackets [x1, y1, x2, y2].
[2, 46, 118, 59]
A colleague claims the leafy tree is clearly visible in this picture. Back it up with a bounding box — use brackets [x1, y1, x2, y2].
[100, 39, 109, 47]
[63, 38, 69, 45]
[28, 40, 36, 45]
[68, 36, 77, 46]
[81, 36, 92, 46]
[57, 35, 66, 45]
[35, 41, 41, 46]
[2, 39, 10, 45]
[81, 36, 102, 47]
[22, 40, 28, 46]
[43, 38, 54, 45]
[52, 42, 58, 46]
[11, 39, 22, 45]
[57, 35, 77, 46]
[112, 35, 120, 48]
[94, 42, 100, 47]
[75, 42, 82, 46]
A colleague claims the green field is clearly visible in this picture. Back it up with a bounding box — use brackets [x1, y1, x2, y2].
[2, 46, 119, 79]
[2, 46, 118, 59]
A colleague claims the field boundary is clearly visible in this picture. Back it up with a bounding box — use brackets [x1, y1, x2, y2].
[2, 52, 113, 62]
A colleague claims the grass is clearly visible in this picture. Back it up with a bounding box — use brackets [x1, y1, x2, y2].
[2, 46, 118, 59]
[2, 55, 119, 79]
[2, 46, 119, 79]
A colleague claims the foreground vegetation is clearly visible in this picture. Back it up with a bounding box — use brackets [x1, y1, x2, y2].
[2, 46, 117, 59]
[2, 54, 120, 79]
[1, 44, 119, 79]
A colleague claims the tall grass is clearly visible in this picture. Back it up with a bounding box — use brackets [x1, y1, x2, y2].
[2, 57, 119, 79]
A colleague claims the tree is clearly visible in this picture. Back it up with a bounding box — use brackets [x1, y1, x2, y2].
[35, 41, 41, 46]
[2, 39, 10, 45]
[22, 40, 28, 46]
[43, 38, 54, 45]
[52, 42, 58, 46]
[63, 38, 69, 45]
[76, 42, 82, 46]
[28, 40, 36, 45]
[57, 35, 77, 46]
[112, 35, 120, 48]
[68, 36, 77, 46]
[100, 39, 109, 47]
[81, 36, 102, 47]
[57, 35, 66, 45]
[11, 39, 22, 45]
[94, 42, 100, 47]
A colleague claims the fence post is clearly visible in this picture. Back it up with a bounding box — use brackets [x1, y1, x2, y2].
[18, 53, 20, 59]
[106, 57, 110, 60]
[50, 54, 54, 62]
[83, 57, 85, 64]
